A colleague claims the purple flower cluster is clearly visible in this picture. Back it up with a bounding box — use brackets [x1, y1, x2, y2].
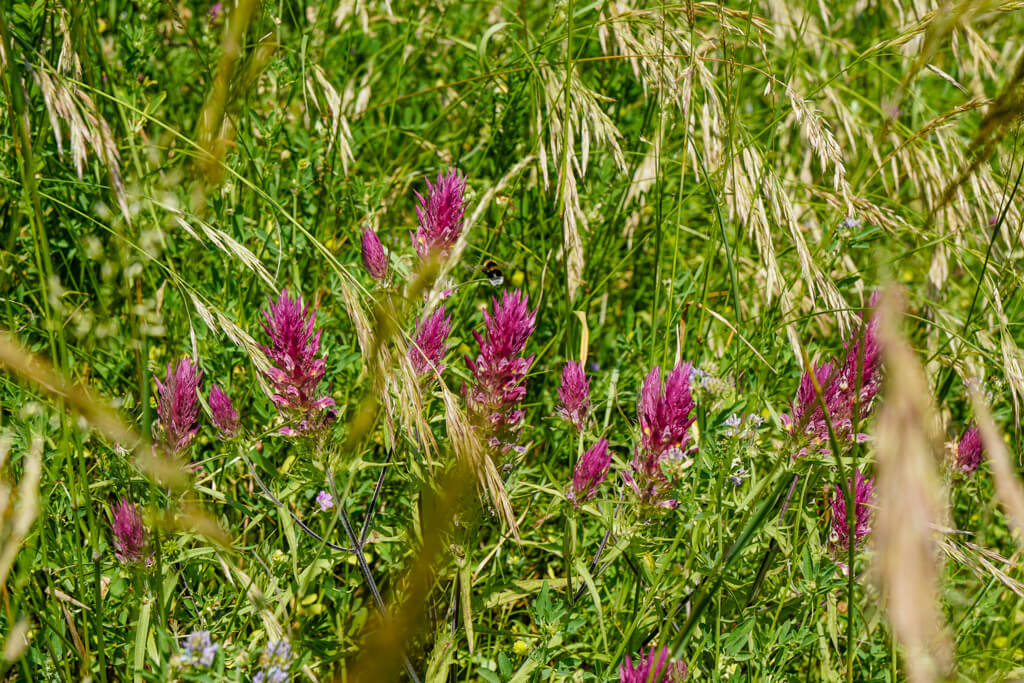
[465, 289, 537, 455]
[412, 169, 467, 258]
[410, 305, 453, 378]
[955, 423, 983, 474]
[260, 289, 335, 434]
[155, 357, 203, 454]
[619, 646, 688, 682]
[568, 438, 612, 505]
[254, 638, 294, 683]
[829, 469, 875, 555]
[180, 630, 219, 668]
[785, 298, 882, 454]
[361, 228, 388, 281]
[110, 498, 149, 566]
[209, 384, 239, 437]
[557, 361, 590, 432]
[625, 364, 696, 507]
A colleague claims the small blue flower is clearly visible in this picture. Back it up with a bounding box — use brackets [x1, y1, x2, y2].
[180, 630, 219, 668]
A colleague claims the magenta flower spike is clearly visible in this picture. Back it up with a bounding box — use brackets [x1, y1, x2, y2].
[624, 364, 695, 508]
[830, 469, 875, 554]
[155, 357, 203, 455]
[361, 228, 388, 281]
[955, 423, 983, 474]
[412, 168, 467, 258]
[465, 289, 537, 454]
[785, 295, 882, 453]
[557, 361, 590, 432]
[410, 305, 453, 378]
[208, 384, 239, 437]
[619, 646, 688, 683]
[569, 438, 611, 505]
[260, 289, 335, 434]
[110, 498, 149, 565]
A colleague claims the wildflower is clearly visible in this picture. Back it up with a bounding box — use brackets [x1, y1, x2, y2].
[361, 228, 388, 281]
[785, 297, 881, 453]
[155, 357, 203, 454]
[316, 490, 334, 511]
[839, 215, 862, 230]
[557, 361, 590, 432]
[208, 384, 239, 437]
[829, 469, 875, 555]
[568, 438, 611, 505]
[410, 305, 453, 378]
[619, 646, 688, 683]
[181, 631, 219, 668]
[465, 289, 537, 455]
[110, 498, 149, 565]
[412, 168, 467, 258]
[254, 638, 294, 683]
[955, 423, 983, 474]
[260, 289, 334, 434]
[208, 3, 223, 21]
[624, 364, 695, 508]
[722, 413, 743, 437]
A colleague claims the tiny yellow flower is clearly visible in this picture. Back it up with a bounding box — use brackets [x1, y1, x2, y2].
[513, 640, 530, 656]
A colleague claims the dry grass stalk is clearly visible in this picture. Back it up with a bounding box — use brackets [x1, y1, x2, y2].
[33, 65, 129, 220]
[873, 287, 953, 682]
[305, 65, 356, 174]
[0, 433, 41, 588]
[967, 383, 1024, 537]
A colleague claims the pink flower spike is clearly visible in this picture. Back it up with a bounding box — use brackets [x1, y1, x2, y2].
[110, 498, 149, 565]
[619, 646, 688, 683]
[557, 361, 590, 432]
[464, 289, 538, 455]
[829, 469, 875, 555]
[260, 289, 334, 434]
[412, 168, 467, 258]
[569, 438, 611, 505]
[208, 384, 239, 437]
[410, 305, 453, 378]
[155, 357, 203, 455]
[361, 228, 388, 281]
[955, 423, 983, 474]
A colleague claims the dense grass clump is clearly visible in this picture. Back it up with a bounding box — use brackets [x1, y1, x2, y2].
[4, 1, 1024, 680]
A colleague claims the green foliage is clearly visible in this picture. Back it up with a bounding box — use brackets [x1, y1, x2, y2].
[3, 0, 1024, 681]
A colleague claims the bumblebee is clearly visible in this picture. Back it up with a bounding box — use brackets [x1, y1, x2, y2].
[481, 259, 504, 287]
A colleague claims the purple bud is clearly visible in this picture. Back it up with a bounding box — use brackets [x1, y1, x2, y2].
[110, 498, 149, 565]
[410, 305, 453, 378]
[155, 357, 203, 455]
[557, 361, 590, 432]
[208, 384, 239, 437]
[956, 423, 983, 474]
[411, 169, 467, 258]
[619, 646, 688, 682]
[569, 438, 611, 505]
[829, 469, 874, 554]
[361, 229, 388, 281]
